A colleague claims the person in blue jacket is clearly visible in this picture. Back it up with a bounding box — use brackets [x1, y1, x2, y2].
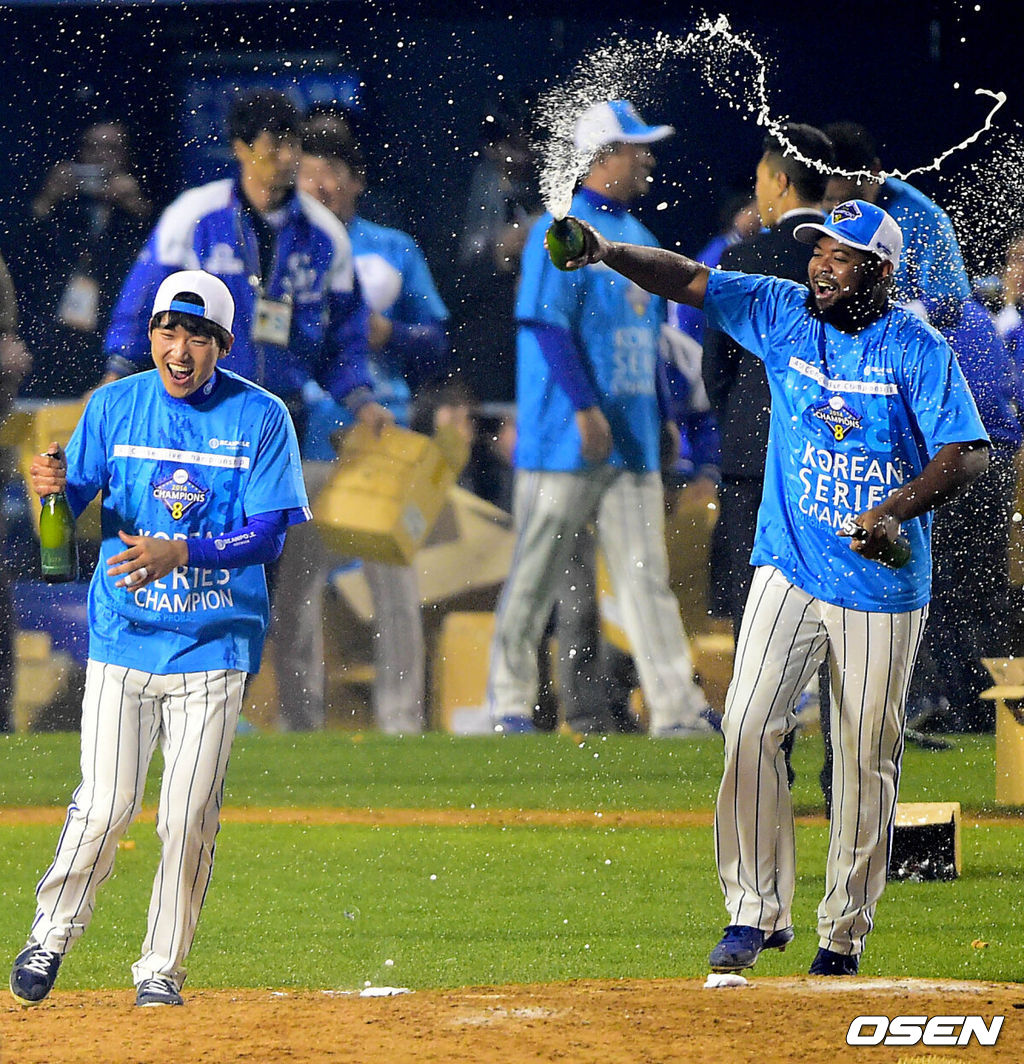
[298, 121, 450, 733]
[823, 121, 1017, 732]
[100, 89, 391, 731]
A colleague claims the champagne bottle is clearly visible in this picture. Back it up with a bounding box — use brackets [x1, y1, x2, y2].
[546, 216, 586, 271]
[839, 515, 911, 570]
[39, 488, 78, 583]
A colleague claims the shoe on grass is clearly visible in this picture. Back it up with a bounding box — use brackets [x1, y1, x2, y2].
[492, 714, 537, 734]
[709, 924, 794, 972]
[136, 976, 184, 1006]
[808, 947, 859, 975]
[10, 943, 62, 1006]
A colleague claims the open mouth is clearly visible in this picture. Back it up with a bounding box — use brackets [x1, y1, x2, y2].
[167, 362, 193, 384]
[812, 276, 840, 302]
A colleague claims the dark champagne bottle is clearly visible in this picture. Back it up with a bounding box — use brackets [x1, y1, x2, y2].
[39, 490, 78, 583]
[546, 216, 586, 271]
[839, 515, 911, 570]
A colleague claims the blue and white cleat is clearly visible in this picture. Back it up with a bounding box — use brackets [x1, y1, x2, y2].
[709, 925, 795, 972]
[10, 944, 62, 1006]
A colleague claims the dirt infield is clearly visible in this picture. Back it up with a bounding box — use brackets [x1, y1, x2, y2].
[3, 978, 1023, 1063]
[3, 806, 1021, 1061]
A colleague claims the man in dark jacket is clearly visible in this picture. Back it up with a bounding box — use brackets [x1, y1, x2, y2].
[702, 123, 835, 636]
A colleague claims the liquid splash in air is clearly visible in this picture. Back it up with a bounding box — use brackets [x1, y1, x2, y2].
[535, 14, 1007, 221]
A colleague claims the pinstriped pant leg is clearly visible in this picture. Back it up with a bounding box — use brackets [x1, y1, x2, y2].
[817, 603, 926, 956]
[132, 668, 244, 989]
[31, 661, 162, 955]
[596, 471, 705, 730]
[714, 568, 829, 931]
[487, 470, 604, 721]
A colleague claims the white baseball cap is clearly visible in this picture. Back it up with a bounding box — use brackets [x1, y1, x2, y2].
[793, 200, 903, 269]
[573, 100, 674, 154]
[151, 270, 235, 333]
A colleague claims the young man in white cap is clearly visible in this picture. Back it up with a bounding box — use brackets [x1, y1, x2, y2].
[10, 270, 309, 1008]
[486, 99, 712, 737]
[558, 199, 989, 975]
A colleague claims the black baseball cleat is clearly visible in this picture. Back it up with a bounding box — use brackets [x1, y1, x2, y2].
[709, 924, 795, 972]
[808, 947, 859, 976]
[10, 943, 62, 1006]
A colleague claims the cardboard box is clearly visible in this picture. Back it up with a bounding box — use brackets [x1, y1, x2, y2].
[314, 424, 461, 566]
[17, 399, 101, 541]
[980, 657, 1024, 805]
[432, 611, 495, 734]
[331, 485, 515, 620]
[888, 801, 961, 881]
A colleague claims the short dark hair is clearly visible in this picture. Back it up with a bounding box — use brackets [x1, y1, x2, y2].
[302, 122, 365, 176]
[762, 122, 835, 204]
[227, 89, 302, 146]
[149, 304, 231, 353]
[409, 379, 477, 436]
[822, 122, 879, 173]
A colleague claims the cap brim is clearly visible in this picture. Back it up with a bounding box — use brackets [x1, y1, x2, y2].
[792, 222, 878, 257]
[617, 123, 675, 144]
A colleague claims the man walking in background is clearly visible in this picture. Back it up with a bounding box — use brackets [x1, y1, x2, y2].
[298, 122, 450, 734]
[487, 99, 711, 738]
[703, 123, 835, 637]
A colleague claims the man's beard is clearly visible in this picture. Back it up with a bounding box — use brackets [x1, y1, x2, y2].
[804, 275, 890, 332]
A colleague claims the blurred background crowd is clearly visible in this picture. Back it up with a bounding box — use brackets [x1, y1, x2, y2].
[0, 0, 1022, 738]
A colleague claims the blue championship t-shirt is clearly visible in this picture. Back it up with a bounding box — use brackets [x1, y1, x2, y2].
[515, 192, 665, 473]
[65, 369, 310, 673]
[703, 270, 988, 613]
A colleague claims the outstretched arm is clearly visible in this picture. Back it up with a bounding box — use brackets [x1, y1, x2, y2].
[561, 218, 711, 308]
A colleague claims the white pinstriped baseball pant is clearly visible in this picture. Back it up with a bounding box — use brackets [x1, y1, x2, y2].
[30, 661, 245, 989]
[714, 566, 926, 956]
[487, 467, 707, 731]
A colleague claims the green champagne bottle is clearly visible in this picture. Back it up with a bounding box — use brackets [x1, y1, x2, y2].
[546, 216, 586, 271]
[839, 515, 911, 570]
[39, 490, 78, 583]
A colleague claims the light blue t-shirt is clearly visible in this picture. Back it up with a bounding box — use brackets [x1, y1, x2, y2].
[703, 269, 988, 612]
[65, 369, 309, 674]
[304, 214, 450, 456]
[515, 192, 665, 473]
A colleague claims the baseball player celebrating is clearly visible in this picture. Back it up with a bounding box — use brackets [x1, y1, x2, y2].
[9, 271, 309, 1007]
[558, 201, 989, 974]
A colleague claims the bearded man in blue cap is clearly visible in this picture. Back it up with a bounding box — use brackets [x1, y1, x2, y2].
[557, 197, 990, 976]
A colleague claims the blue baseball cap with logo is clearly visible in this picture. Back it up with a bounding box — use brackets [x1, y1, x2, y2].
[573, 100, 674, 154]
[794, 200, 903, 268]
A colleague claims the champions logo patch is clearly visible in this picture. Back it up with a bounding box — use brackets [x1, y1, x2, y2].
[812, 395, 861, 441]
[153, 468, 208, 520]
[831, 202, 862, 223]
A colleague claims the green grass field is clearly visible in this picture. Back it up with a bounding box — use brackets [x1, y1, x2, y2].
[1, 730, 1022, 990]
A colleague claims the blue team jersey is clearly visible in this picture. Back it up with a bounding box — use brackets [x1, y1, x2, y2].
[878, 178, 971, 314]
[704, 270, 988, 612]
[65, 369, 310, 674]
[304, 214, 450, 454]
[515, 193, 665, 473]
